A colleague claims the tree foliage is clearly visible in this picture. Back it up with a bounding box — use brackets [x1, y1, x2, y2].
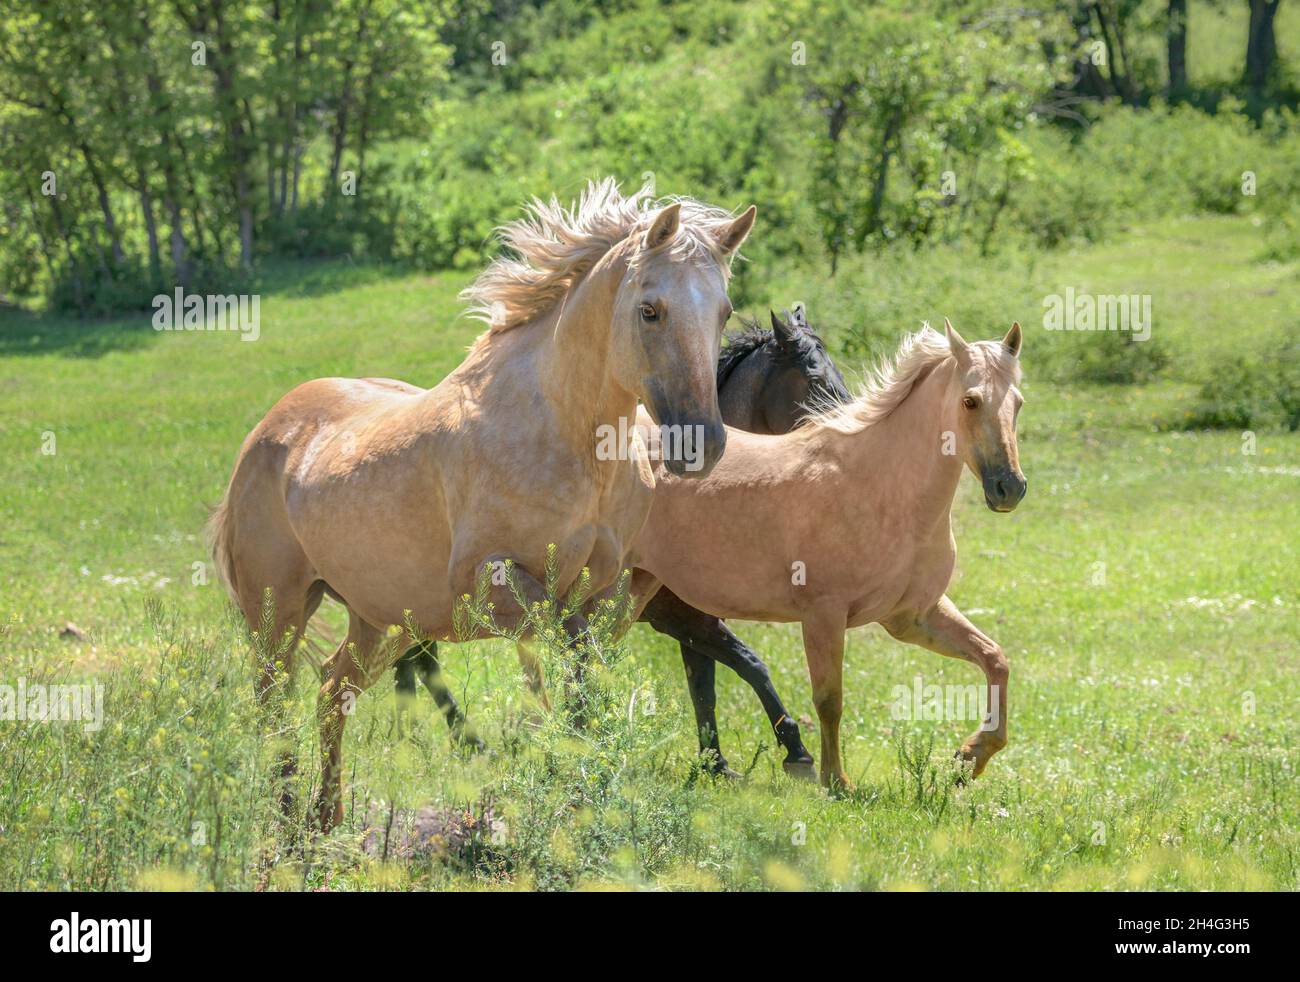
[0, 0, 1295, 312]
[0, 0, 449, 311]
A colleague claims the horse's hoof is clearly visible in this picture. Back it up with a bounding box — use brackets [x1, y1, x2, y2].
[822, 772, 854, 798]
[699, 752, 741, 780]
[782, 758, 818, 782]
[952, 749, 976, 786]
[703, 767, 742, 781]
[456, 733, 487, 754]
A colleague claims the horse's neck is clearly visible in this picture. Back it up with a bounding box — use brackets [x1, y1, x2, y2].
[822, 360, 964, 535]
[535, 251, 636, 453]
[717, 354, 766, 431]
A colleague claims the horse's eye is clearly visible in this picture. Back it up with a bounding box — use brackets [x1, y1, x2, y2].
[639, 303, 658, 322]
[963, 395, 981, 410]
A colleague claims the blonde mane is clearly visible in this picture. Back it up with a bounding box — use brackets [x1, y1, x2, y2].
[808, 325, 1021, 434]
[461, 177, 742, 334]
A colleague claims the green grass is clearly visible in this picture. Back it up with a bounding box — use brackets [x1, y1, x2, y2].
[0, 215, 1296, 891]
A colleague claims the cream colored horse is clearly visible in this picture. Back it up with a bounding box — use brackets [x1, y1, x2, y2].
[628, 320, 1026, 789]
[209, 179, 756, 829]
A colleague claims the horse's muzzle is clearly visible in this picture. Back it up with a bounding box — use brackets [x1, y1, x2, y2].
[660, 418, 726, 478]
[983, 470, 1027, 512]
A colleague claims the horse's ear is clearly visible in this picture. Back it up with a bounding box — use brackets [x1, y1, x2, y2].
[715, 205, 756, 255]
[1002, 321, 1023, 358]
[944, 318, 970, 359]
[645, 202, 681, 250]
[770, 309, 795, 345]
[790, 302, 808, 329]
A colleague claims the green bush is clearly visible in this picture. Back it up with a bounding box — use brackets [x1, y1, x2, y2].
[1067, 103, 1300, 222]
[1179, 338, 1300, 431]
[1066, 332, 1170, 386]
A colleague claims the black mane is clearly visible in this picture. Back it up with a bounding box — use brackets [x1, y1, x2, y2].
[716, 314, 837, 389]
[715, 318, 775, 388]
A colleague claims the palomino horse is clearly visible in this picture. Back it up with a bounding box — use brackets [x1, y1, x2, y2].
[209, 179, 756, 829]
[644, 306, 851, 777]
[395, 306, 852, 777]
[629, 320, 1026, 789]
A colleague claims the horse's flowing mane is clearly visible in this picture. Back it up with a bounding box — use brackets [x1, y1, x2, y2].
[461, 177, 741, 334]
[808, 325, 1021, 434]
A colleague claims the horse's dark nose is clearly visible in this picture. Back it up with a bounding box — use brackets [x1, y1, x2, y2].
[661, 418, 725, 478]
[984, 472, 1026, 512]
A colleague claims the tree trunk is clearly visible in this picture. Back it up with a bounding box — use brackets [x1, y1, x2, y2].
[291, 142, 302, 212]
[140, 183, 162, 284]
[826, 81, 859, 142]
[276, 17, 304, 218]
[178, 145, 216, 265]
[859, 109, 902, 246]
[1245, 0, 1281, 89]
[40, 9, 123, 270]
[1167, 0, 1187, 95]
[1070, 3, 1113, 99]
[103, 22, 154, 277]
[144, 67, 192, 285]
[79, 142, 124, 269]
[40, 184, 85, 307]
[135, 7, 191, 286]
[355, 54, 380, 199]
[1091, 2, 1136, 104]
[206, 5, 256, 268]
[24, 188, 60, 286]
[267, 142, 278, 214]
[329, 0, 373, 188]
[41, 82, 122, 273]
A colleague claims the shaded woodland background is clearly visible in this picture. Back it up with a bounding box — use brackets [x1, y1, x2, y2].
[0, 1, 1296, 309]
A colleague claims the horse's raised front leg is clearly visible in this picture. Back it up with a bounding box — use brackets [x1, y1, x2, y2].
[800, 611, 850, 792]
[884, 595, 1008, 777]
[642, 588, 814, 780]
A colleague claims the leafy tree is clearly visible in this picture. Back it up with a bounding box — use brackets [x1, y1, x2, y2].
[761, 0, 1067, 267]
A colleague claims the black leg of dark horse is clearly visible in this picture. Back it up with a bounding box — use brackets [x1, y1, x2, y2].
[394, 641, 481, 748]
[679, 643, 735, 776]
[643, 589, 816, 778]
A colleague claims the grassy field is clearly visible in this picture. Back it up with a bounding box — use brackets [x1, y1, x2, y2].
[1, 214, 1296, 891]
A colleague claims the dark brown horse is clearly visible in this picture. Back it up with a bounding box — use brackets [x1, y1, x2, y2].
[396, 304, 852, 777]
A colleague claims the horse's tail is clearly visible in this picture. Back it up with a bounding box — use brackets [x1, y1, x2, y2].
[205, 487, 240, 607]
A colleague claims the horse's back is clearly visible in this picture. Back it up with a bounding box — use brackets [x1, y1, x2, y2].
[218, 376, 457, 624]
[237, 376, 420, 466]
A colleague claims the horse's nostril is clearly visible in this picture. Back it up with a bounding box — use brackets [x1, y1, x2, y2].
[995, 480, 1007, 500]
